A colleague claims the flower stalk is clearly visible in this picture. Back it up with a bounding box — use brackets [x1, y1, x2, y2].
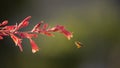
[0, 16, 73, 53]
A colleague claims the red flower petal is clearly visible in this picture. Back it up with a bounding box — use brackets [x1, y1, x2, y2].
[29, 38, 39, 53]
[0, 36, 3, 40]
[17, 16, 31, 30]
[0, 20, 8, 26]
[47, 27, 59, 32]
[61, 29, 73, 40]
[48, 25, 73, 40]
[31, 22, 42, 32]
[10, 34, 23, 51]
[3, 25, 16, 30]
[42, 23, 48, 30]
[41, 31, 54, 36]
[19, 32, 38, 38]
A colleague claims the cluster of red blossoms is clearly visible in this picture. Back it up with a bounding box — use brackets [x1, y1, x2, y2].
[0, 16, 73, 53]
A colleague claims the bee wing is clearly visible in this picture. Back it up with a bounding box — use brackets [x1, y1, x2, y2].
[75, 41, 84, 48]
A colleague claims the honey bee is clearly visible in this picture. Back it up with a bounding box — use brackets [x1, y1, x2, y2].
[75, 41, 84, 48]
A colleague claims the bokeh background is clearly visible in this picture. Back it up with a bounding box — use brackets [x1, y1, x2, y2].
[0, 0, 120, 68]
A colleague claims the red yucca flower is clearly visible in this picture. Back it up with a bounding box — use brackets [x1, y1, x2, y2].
[0, 16, 73, 53]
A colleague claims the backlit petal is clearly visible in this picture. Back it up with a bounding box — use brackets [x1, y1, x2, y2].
[29, 38, 39, 53]
[10, 34, 23, 51]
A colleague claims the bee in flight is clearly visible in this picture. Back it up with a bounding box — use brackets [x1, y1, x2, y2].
[75, 41, 84, 48]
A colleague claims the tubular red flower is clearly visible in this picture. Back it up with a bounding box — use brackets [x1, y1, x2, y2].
[29, 38, 39, 53]
[48, 25, 73, 40]
[19, 32, 38, 38]
[42, 23, 48, 30]
[16, 16, 31, 30]
[3, 25, 16, 30]
[10, 34, 23, 51]
[40, 31, 54, 36]
[0, 20, 8, 26]
[57, 25, 73, 40]
[61, 29, 73, 40]
[0, 36, 3, 39]
[31, 22, 42, 32]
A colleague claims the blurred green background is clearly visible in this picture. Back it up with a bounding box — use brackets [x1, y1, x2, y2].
[0, 0, 120, 68]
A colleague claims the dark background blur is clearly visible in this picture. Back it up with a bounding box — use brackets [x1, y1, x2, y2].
[0, 0, 120, 68]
